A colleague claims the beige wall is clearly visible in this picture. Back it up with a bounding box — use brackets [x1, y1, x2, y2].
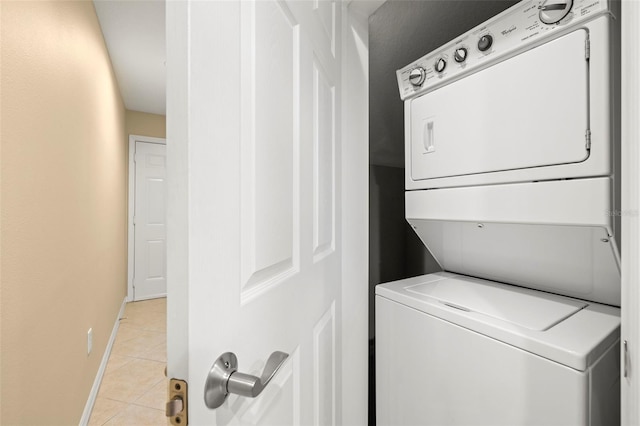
[126, 110, 166, 139]
[1, 1, 127, 424]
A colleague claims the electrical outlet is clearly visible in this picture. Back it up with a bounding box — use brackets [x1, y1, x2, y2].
[87, 328, 93, 355]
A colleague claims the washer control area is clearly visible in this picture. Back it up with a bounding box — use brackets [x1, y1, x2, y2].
[477, 34, 493, 51]
[453, 47, 468, 63]
[539, 0, 574, 24]
[408, 67, 426, 86]
[396, 0, 607, 100]
[434, 58, 447, 73]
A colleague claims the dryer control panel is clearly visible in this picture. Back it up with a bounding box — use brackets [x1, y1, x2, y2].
[396, 0, 610, 100]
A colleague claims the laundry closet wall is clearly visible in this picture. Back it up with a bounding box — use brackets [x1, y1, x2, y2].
[368, 0, 519, 422]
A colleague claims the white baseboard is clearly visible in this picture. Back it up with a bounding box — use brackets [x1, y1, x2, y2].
[79, 297, 127, 426]
[133, 293, 167, 302]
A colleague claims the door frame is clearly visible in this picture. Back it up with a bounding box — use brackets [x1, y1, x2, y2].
[621, 1, 640, 423]
[127, 134, 167, 302]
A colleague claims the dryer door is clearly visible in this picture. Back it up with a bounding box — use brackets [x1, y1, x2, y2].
[410, 29, 589, 182]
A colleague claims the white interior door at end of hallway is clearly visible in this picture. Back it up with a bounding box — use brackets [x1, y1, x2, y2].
[133, 139, 167, 301]
[166, 0, 370, 424]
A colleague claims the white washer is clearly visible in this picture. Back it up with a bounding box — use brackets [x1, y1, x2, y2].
[376, 272, 620, 425]
[377, 0, 622, 424]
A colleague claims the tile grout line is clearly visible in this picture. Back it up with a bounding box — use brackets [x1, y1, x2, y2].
[88, 298, 167, 426]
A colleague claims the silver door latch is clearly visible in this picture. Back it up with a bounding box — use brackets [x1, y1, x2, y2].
[204, 351, 289, 409]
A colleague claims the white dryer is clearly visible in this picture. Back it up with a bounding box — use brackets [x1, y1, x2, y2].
[377, 0, 621, 424]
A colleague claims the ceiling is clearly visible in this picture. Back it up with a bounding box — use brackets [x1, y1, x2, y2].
[91, 0, 384, 117]
[93, 0, 166, 115]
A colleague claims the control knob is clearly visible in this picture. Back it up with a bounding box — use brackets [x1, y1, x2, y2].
[454, 47, 468, 63]
[539, 0, 573, 25]
[435, 58, 447, 73]
[478, 34, 493, 52]
[408, 67, 426, 87]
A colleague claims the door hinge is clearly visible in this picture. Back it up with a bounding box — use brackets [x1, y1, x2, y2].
[585, 39, 590, 60]
[133, 215, 136, 226]
[624, 340, 629, 378]
[585, 130, 592, 150]
[166, 378, 188, 425]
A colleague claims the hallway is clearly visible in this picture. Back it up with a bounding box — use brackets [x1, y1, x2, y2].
[88, 299, 167, 425]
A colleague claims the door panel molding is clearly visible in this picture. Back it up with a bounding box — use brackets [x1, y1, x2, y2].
[313, 0, 336, 58]
[313, 301, 336, 426]
[240, 0, 302, 304]
[312, 55, 336, 262]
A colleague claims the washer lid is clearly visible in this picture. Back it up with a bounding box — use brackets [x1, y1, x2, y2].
[405, 277, 587, 331]
[376, 272, 620, 371]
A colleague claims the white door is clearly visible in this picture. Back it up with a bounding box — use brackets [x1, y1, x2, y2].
[166, 1, 368, 424]
[133, 140, 167, 301]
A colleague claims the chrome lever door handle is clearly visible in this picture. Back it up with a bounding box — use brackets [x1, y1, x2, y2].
[204, 351, 289, 409]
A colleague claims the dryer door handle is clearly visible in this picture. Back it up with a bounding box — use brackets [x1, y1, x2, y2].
[424, 120, 435, 153]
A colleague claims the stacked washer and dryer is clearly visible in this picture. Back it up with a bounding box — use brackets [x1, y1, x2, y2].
[376, 0, 621, 424]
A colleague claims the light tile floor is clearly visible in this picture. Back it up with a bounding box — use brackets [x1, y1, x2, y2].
[89, 298, 168, 425]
